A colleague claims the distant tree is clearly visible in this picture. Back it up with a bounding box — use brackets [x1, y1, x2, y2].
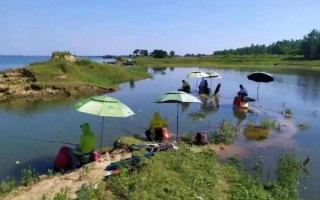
[169, 51, 175, 57]
[302, 29, 320, 59]
[133, 49, 140, 56]
[150, 49, 168, 58]
[140, 50, 148, 56]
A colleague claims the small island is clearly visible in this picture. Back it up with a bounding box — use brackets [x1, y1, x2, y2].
[0, 51, 149, 101]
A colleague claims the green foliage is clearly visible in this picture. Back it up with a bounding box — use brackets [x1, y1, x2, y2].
[213, 29, 320, 60]
[297, 122, 307, 131]
[271, 151, 303, 200]
[76, 182, 108, 200]
[21, 166, 39, 186]
[226, 156, 242, 169]
[181, 131, 195, 144]
[27, 59, 149, 88]
[53, 188, 70, 200]
[209, 119, 235, 144]
[133, 49, 148, 56]
[51, 51, 72, 60]
[0, 179, 16, 195]
[260, 119, 277, 129]
[75, 59, 93, 65]
[150, 49, 168, 58]
[47, 169, 54, 178]
[228, 171, 274, 200]
[169, 50, 175, 57]
[135, 54, 320, 69]
[302, 29, 320, 59]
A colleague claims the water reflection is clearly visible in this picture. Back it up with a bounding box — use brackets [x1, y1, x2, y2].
[233, 107, 248, 131]
[0, 98, 76, 115]
[188, 95, 219, 122]
[151, 67, 167, 75]
[129, 79, 135, 89]
[198, 94, 219, 114]
[181, 102, 190, 112]
[296, 71, 320, 101]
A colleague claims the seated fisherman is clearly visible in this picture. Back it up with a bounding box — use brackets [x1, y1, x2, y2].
[237, 84, 248, 101]
[71, 123, 96, 167]
[145, 112, 168, 141]
[179, 80, 191, 93]
[54, 123, 96, 171]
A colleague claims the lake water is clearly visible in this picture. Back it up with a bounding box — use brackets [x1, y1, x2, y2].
[0, 63, 320, 199]
[0, 55, 114, 70]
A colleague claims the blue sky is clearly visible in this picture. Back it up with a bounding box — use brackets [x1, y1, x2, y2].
[1, 0, 320, 56]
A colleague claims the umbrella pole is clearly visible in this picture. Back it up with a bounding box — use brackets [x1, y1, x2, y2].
[257, 83, 260, 101]
[100, 117, 105, 149]
[176, 103, 179, 142]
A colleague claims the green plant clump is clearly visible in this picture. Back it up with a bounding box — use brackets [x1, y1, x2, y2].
[209, 119, 235, 144]
[21, 166, 39, 186]
[270, 151, 303, 200]
[260, 119, 277, 129]
[0, 179, 16, 195]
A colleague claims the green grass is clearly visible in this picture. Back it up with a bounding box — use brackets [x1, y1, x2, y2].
[133, 55, 320, 72]
[26, 59, 150, 89]
[1, 137, 304, 199]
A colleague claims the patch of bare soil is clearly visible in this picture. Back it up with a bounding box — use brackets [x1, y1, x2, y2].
[3, 149, 131, 200]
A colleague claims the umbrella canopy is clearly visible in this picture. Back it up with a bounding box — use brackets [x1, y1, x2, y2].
[155, 91, 202, 141]
[206, 71, 221, 78]
[187, 71, 209, 78]
[247, 72, 273, 83]
[247, 72, 274, 100]
[187, 71, 210, 93]
[205, 71, 222, 90]
[74, 95, 135, 148]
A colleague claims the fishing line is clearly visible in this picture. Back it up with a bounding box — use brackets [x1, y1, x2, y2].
[124, 121, 147, 130]
[13, 136, 77, 146]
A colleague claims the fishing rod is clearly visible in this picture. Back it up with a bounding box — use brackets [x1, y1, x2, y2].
[248, 103, 269, 115]
[14, 136, 77, 146]
[124, 121, 147, 130]
[123, 129, 146, 141]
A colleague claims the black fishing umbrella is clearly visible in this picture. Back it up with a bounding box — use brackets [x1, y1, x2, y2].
[247, 72, 274, 100]
[247, 72, 274, 83]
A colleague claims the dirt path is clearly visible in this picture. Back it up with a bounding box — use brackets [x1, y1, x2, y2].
[3, 150, 131, 200]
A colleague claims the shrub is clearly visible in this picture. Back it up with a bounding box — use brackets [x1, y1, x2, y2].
[209, 119, 234, 144]
[0, 179, 16, 195]
[21, 166, 39, 186]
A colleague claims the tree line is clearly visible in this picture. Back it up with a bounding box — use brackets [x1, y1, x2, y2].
[213, 29, 320, 59]
[132, 49, 175, 58]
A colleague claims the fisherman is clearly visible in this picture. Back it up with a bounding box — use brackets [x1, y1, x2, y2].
[214, 83, 221, 96]
[71, 123, 96, 166]
[54, 123, 96, 171]
[179, 80, 191, 93]
[237, 84, 248, 101]
[198, 78, 206, 94]
[145, 112, 168, 141]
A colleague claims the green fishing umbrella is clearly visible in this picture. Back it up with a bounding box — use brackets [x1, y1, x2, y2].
[187, 71, 209, 78]
[155, 91, 202, 141]
[187, 71, 209, 92]
[74, 95, 135, 148]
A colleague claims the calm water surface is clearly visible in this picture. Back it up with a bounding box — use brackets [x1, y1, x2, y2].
[0, 55, 114, 70]
[0, 67, 320, 199]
